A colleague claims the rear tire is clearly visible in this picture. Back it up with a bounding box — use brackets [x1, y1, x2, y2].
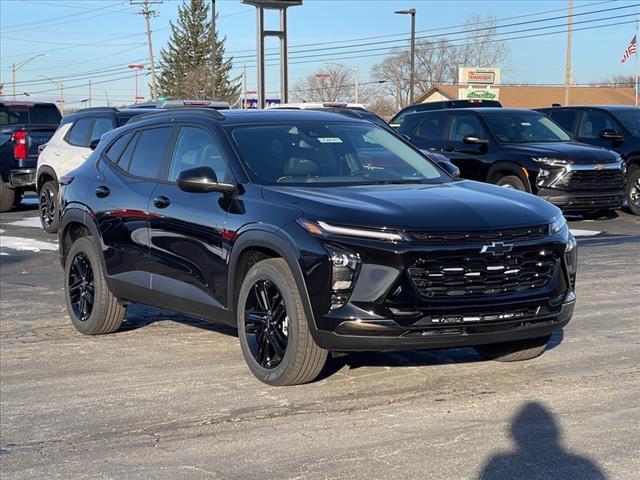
[64, 237, 125, 335]
[39, 180, 60, 233]
[0, 181, 16, 213]
[12, 189, 24, 208]
[237, 258, 327, 386]
[474, 334, 551, 362]
[496, 175, 527, 191]
[626, 168, 640, 216]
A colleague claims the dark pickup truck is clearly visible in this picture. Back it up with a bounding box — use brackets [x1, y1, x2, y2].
[1, 101, 62, 212]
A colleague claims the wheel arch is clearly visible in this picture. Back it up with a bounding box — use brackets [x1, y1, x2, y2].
[58, 205, 104, 271]
[36, 165, 58, 193]
[487, 161, 533, 193]
[227, 228, 322, 342]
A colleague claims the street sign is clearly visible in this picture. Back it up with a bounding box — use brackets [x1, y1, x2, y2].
[459, 67, 501, 86]
[158, 96, 168, 101]
[458, 87, 499, 101]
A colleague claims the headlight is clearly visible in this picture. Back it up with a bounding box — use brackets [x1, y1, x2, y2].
[564, 234, 578, 286]
[297, 219, 403, 241]
[549, 215, 567, 235]
[532, 157, 568, 167]
[325, 245, 361, 309]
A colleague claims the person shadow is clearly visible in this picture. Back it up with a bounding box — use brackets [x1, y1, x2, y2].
[479, 402, 607, 480]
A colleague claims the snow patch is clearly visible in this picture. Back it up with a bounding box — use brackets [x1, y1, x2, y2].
[570, 229, 603, 237]
[5, 217, 42, 228]
[0, 235, 57, 252]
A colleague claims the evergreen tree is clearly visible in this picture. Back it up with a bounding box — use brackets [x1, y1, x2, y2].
[157, 0, 240, 103]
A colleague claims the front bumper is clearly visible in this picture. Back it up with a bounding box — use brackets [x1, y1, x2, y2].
[9, 168, 37, 188]
[537, 188, 624, 212]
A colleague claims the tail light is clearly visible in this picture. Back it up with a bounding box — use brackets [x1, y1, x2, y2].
[12, 130, 29, 160]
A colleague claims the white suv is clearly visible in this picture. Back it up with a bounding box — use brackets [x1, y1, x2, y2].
[36, 107, 151, 233]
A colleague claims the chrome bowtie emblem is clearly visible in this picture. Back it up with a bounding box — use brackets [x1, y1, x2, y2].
[480, 241, 514, 256]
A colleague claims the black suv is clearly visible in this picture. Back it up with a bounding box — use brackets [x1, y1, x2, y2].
[398, 108, 625, 216]
[59, 109, 577, 386]
[389, 99, 502, 129]
[537, 105, 640, 215]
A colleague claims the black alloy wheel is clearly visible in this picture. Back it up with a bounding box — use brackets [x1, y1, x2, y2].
[244, 279, 289, 369]
[68, 252, 95, 322]
[40, 185, 55, 228]
[628, 169, 640, 215]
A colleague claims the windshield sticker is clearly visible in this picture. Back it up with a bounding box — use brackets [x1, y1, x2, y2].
[317, 137, 343, 144]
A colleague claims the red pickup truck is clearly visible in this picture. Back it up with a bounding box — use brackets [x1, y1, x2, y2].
[1, 101, 62, 212]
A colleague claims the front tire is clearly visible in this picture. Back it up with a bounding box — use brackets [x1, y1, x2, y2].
[64, 237, 125, 335]
[0, 181, 16, 213]
[237, 258, 327, 386]
[496, 175, 527, 191]
[626, 168, 640, 216]
[474, 334, 551, 362]
[39, 180, 60, 233]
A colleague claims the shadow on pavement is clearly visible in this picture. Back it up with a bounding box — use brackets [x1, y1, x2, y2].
[576, 234, 640, 247]
[478, 402, 606, 480]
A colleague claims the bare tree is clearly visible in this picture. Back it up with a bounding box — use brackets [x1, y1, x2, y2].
[291, 64, 352, 103]
[591, 74, 635, 88]
[371, 15, 511, 111]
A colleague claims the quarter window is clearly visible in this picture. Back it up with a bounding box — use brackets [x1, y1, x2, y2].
[67, 118, 94, 146]
[168, 127, 226, 182]
[105, 132, 133, 163]
[127, 127, 173, 179]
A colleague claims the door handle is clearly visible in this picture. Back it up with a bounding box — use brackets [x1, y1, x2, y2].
[95, 185, 110, 198]
[153, 196, 171, 209]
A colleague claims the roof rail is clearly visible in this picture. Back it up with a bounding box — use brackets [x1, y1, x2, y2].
[127, 107, 225, 124]
[78, 107, 119, 113]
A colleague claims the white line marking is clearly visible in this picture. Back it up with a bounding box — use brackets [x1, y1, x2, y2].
[570, 229, 603, 237]
[5, 217, 42, 228]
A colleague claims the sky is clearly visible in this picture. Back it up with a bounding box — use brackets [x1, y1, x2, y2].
[1, 0, 639, 108]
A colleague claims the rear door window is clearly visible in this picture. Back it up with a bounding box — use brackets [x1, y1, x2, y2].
[67, 118, 94, 146]
[127, 127, 173, 179]
[414, 115, 447, 142]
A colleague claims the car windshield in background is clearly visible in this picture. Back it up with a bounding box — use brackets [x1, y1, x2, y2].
[483, 113, 572, 143]
[228, 122, 447, 186]
[613, 109, 640, 137]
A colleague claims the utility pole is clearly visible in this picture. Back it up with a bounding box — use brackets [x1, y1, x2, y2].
[88, 80, 92, 107]
[11, 54, 49, 100]
[131, 0, 162, 101]
[355, 65, 360, 103]
[243, 65, 247, 109]
[129, 64, 145, 103]
[395, 8, 416, 105]
[211, 0, 217, 100]
[564, 0, 573, 106]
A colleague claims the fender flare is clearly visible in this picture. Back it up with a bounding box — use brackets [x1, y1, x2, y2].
[58, 204, 105, 271]
[226, 228, 322, 341]
[36, 165, 59, 192]
[487, 161, 533, 193]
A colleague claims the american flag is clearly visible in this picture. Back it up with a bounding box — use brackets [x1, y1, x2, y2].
[621, 35, 637, 63]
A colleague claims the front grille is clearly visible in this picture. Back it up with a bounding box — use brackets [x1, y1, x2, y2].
[558, 169, 624, 190]
[410, 225, 548, 243]
[408, 247, 559, 298]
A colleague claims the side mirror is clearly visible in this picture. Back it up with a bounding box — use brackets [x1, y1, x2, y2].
[437, 160, 460, 178]
[176, 166, 236, 194]
[463, 134, 489, 145]
[599, 129, 623, 142]
[89, 139, 100, 150]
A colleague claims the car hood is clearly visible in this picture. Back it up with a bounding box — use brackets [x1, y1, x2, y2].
[501, 142, 619, 164]
[262, 180, 560, 231]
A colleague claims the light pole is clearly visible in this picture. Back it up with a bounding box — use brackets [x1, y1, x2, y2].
[38, 74, 64, 114]
[12, 53, 49, 100]
[395, 8, 416, 105]
[128, 64, 145, 104]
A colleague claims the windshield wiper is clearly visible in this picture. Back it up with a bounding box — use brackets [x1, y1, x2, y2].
[367, 179, 425, 185]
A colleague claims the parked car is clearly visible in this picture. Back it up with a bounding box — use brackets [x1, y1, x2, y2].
[271, 102, 367, 111]
[398, 108, 625, 217]
[0, 101, 62, 212]
[537, 105, 640, 215]
[389, 99, 503, 129]
[126, 99, 230, 110]
[36, 106, 155, 233]
[58, 108, 577, 386]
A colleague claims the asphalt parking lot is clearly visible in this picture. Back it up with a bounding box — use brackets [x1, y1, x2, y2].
[0, 197, 638, 480]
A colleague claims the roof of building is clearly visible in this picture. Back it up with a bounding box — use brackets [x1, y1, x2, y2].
[416, 85, 636, 108]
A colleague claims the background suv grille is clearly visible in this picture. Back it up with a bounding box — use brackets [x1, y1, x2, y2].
[408, 247, 559, 298]
[558, 169, 624, 190]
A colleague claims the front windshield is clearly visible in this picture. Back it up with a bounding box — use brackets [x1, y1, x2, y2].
[613, 109, 640, 137]
[228, 122, 447, 186]
[483, 113, 572, 143]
